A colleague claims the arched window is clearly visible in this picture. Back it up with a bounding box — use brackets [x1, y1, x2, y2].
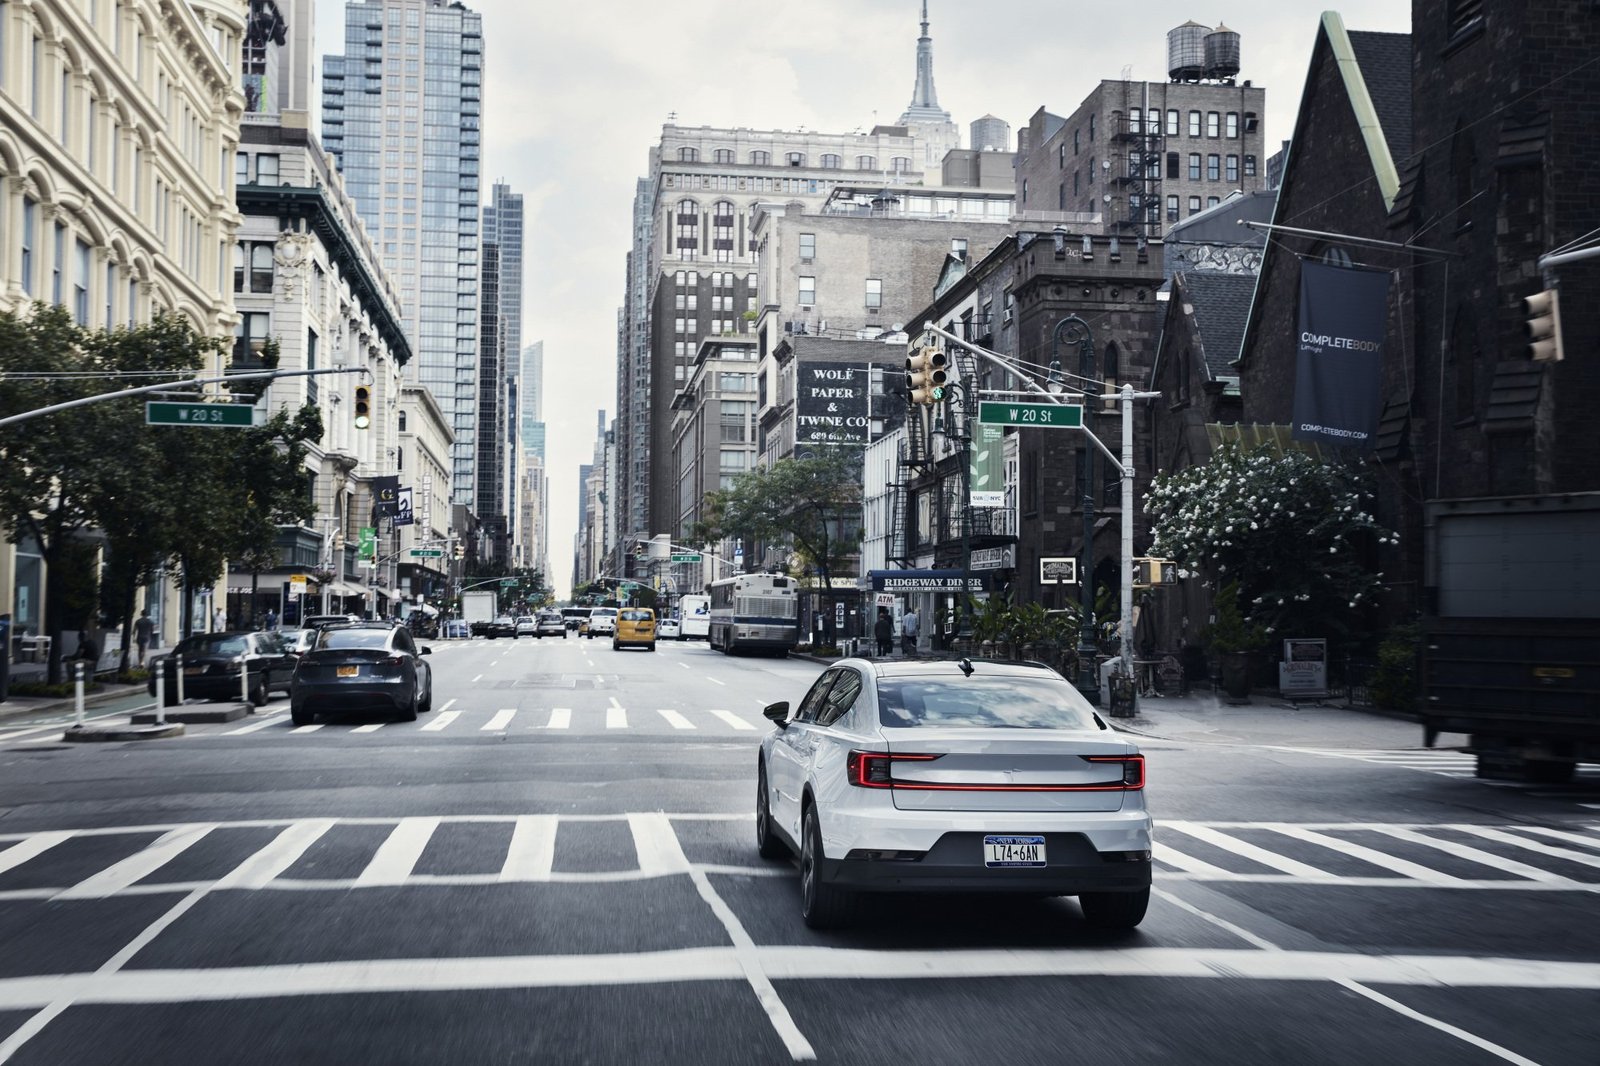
[398, 411, 407, 432]
[749, 150, 770, 165]
[820, 153, 841, 169]
[1103, 341, 1120, 382]
[856, 155, 876, 170]
[249, 243, 273, 292]
[713, 148, 734, 164]
[232, 243, 245, 292]
[890, 156, 912, 173]
[711, 200, 735, 262]
[785, 152, 805, 167]
[674, 199, 699, 259]
[677, 146, 698, 162]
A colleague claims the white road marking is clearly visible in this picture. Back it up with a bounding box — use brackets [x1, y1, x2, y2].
[1334, 979, 1543, 1066]
[483, 709, 517, 731]
[0, 832, 74, 878]
[678, 662, 690, 670]
[1452, 825, 1600, 869]
[213, 820, 336, 890]
[1265, 825, 1464, 884]
[499, 815, 557, 882]
[606, 706, 627, 729]
[1152, 887, 1281, 951]
[289, 724, 324, 734]
[1153, 842, 1234, 878]
[1162, 823, 1332, 879]
[471, 674, 483, 683]
[437, 698, 458, 713]
[356, 817, 441, 887]
[351, 723, 386, 733]
[1519, 826, 1600, 851]
[55, 825, 213, 900]
[221, 714, 284, 736]
[708, 709, 757, 731]
[545, 708, 571, 730]
[421, 711, 460, 732]
[626, 813, 691, 877]
[707, 677, 726, 686]
[1367, 826, 1572, 883]
[656, 709, 695, 730]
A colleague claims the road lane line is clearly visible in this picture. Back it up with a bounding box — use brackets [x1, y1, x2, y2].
[678, 662, 690, 669]
[356, 817, 440, 887]
[1333, 980, 1542, 1066]
[499, 816, 557, 882]
[626, 813, 691, 877]
[1161, 822, 1332, 879]
[0, 832, 75, 878]
[471, 674, 483, 683]
[213, 820, 336, 889]
[708, 709, 757, 731]
[351, 723, 386, 733]
[421, 711, 460, 732]
[656, 709, 695, 730]
[483, 709, 517, 731]
[1368, 826, 1572, 883]
[606, 706, 627, 729]
[221, 714, 284, 736]
[289, 724, 324, 734]
[1452, 826, 1600, 869]
[707, 677, 726, 686]
[545, 708, 571, 730]
[438, 698, 458, 713]
[54, 825, 214, 900]
[1519, 826, 1600, 852]
[1267, 825, 1464, 884]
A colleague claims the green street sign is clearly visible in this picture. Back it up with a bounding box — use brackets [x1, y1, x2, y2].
[358, 527, 376, 559]
[409, 549, 443, 558]
[500, 578, 517, 587]
[978, 401, 1083, 428]
[670, 553, 702, 563]
[146, 401, 258, 427]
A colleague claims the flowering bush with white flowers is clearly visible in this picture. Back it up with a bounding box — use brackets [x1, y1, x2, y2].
[1144, 442, 1396, 642]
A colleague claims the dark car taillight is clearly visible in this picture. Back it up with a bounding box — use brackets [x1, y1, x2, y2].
[1084, 754, 1145, 789]
[846, 750, 942, 788]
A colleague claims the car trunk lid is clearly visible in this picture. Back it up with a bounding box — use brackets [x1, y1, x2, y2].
[881, 729, 1140, 812]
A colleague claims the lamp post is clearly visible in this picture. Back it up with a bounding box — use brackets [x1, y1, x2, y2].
[1051, 314, 1100, 705]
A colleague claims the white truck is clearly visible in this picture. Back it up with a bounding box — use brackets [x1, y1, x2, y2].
[678, 594, 710, 640]
[461, 590, 497, 637]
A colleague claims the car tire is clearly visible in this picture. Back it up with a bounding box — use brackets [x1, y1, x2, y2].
[1078, 888, 1150, 929]
[399, 690, 419, 722]
[646, 642, 656, 652]
[290, 705, 313, 726]
[248, 679, 267, 707]
[1525, 760, 1576, 785]
[800, 802, 856, 930]
[612, 640, 621, 651]
[756, 762, 787, 860]
[417, 683, 432, 715]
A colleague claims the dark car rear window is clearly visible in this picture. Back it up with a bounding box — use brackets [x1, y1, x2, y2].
[176, 635, 249, 657]
[620, 610, 653, 621]
[317, 629, 392, 650]
[876, 675, 1100, 730]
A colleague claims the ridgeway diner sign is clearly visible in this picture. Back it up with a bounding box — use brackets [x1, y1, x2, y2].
[869, 569, 985, 592]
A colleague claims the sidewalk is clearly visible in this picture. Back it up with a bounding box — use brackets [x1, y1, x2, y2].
[2, 636, 150, 720]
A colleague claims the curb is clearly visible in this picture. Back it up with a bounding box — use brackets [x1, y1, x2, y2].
[0, 684, 149, 721]
[131, 703, 249, 725]
[62, 722, 186, 742]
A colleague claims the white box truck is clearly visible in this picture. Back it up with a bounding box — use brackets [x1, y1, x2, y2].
[462, 590, 497, 637]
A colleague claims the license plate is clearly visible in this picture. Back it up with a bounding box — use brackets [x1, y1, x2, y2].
[183, 666, 202, 676]
[984, 835, 1047, 868]
[336, 665, 359, 677]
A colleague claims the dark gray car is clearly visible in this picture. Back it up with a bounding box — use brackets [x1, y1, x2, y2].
[290, 623, 433, 724]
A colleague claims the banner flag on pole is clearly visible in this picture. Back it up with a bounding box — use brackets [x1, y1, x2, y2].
[372, 475, 400, 516]
[1291, 260, 1390, 451]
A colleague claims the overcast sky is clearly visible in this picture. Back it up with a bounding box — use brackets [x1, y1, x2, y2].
[314, 0, 1411, 597]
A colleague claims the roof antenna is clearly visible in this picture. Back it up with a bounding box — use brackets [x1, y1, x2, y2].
[958, 657, 974, 677]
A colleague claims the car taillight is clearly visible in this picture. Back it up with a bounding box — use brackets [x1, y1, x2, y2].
[1085, 754, 1145, 789]
[846, 750, 941, 788]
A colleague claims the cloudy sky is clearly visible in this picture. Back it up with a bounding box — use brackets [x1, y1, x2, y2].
[314, 0, 1411, 597]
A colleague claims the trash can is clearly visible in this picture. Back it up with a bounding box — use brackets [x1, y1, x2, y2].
[1108, 674, 1137, 718]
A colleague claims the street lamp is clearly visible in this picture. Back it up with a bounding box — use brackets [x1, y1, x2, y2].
[1051, 314, 1101, 705]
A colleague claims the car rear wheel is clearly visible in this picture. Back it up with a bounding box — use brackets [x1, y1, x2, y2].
[417, 683, 432, 715]
[249, 678, 268, 707]
[646, 642, 656, 652]
[399, 689, 419, 722]
[290, 705, 313, 726]
[756, 762, 787, 860]
[800, 802, 856, 929]
[1078, 887, 1150, 929]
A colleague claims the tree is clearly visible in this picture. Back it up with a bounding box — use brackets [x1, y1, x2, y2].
[1144, 441, 1396, 646]
[695, 448, 862, 644]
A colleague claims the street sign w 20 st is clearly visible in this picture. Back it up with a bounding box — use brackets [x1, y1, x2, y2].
[978, 401, 1082, 428]
[146, 401, 259, 427]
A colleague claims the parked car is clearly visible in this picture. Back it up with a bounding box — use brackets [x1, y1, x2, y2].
[486, 615, 517, 639]
[290, 622, 433, 724]
[755, 658, 1152, 930]
[515, 615, 538, 638]
[277, 628, 319, 656]
[613, 608, 657, 651]
[657, 617, 681, 640]
[147, 631, 299, 707]
[303, 614, 362, 630]
[585, 607, 618, 639]
[535, 612, 567, 638]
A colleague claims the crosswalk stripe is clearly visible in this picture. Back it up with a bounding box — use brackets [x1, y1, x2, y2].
[1163, 822, 1332, 879]
[1153, 841, 1234, 877]
[352, 723, 386, 733]
[55, 825, 213, 899]
[545, 708, 571, 729]
[656, 709, 695, 730]
[1519, 826, 1600, 852]
[1266, 825, 1464, 884]
[606, 706, 627, 729]
[707, 709, 756, 731]
[290, 724, 323, 734]
[356, 817, 441, 887]
[421, 711, 460, 732]
[222, 714, 283, 736]
[1453, 826, 1600, 870]
[499, 815, 557, 882]
[214, 820, 335, 889]
[0, 831, 74, 877]
[1367, 826, 1571, 883]
[627, 812, 690, 876]
[483, 709, 517, 731]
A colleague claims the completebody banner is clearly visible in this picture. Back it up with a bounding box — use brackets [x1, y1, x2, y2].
[1291, 261, 1390, 451]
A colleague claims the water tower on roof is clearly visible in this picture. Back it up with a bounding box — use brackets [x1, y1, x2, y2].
[1205, 23, 1242, 82]
[1167, 20, 1210, 82]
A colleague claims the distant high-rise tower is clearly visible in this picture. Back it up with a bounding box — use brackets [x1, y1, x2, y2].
[485, 183, 523, 557]
[897, 1, 959, 168]
[970, 114, 1011, 153]
[322, 0, 484, 505]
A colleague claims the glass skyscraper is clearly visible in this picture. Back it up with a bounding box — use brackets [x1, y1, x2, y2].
[322, 0, 483, 504]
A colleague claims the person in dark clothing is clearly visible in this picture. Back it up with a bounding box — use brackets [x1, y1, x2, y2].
[873, 609, 893, 657]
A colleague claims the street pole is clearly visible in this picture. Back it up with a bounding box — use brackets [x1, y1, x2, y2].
[1120, 383, 1135, 682]
[1052, 315, 1100, 706]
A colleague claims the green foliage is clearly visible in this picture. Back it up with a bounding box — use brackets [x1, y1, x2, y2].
[1146, 441, 1395, 643]
[968, 594, 1011, 644]
[1005, 601, 1051, 646]
[1370, 623, 1420, 711]
[1204, 580, 1268, 654]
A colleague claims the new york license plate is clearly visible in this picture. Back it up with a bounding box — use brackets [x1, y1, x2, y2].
[336, 665, 359, 677]
[984, 835, 1047, 868]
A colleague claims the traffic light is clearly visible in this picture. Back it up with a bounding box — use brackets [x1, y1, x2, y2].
[1524, 288, 1564, 363]
[353, 385, 372, 429]
[1133, 558, 1177, 587]
[453, 543, 464, 560]
[905, 346, 949, 406]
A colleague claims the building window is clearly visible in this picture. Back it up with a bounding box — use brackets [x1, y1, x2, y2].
[52, 222, 65, 305]
[1244, 154, 1257, 177]
[1207, 196, 1221, 208]
[713, 148, 733, 164]
[1147, 108, 1160, 134]
[890, 156, 911, 173]
[1087, 157, 1095, 184]
[104, 262, 115, 327]
[798, 276, 815, 306]
[820, 153, 841, 169]
[1002, 288, 1015, 324]
[865, 278, 882, 309]
[798, 232, 815, 259]
[1073, 130, 1080, 154]
[1073, 171, 1080, 196]
[235, 152, 249, 184]
[678, 147, 698, 162]
[20, 196, 36, 295]
[250, 243, 273, 292]
[1226, 154, 1239, 182]
[1166, 109, 1179, 136]
[1088, 114, 1095, 140]
[1166, 152, 1179, 179]
[1188, 196, 1201, 215]
[255, 154, 278, 183]
[1207, 154, 1220, 180]
[856, 155, 876, 170]
[786, 152, 805, 167]
[750, 150, 769, 165]
[1126, 110, 1140, 134]
[1447, 0, 1484, 38]
[1226, 112, 1239, 138]
[1206, 112, 1220, 137]
[1188, 110, 1201, 137]
[1188, 153, 1201, 180]
[1166, 194, 1178, 221]
[232, 243, 245, 292]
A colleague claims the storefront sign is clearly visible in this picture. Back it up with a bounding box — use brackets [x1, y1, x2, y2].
[869, 569, 985, 592]
[1279, 638, 1329, 697]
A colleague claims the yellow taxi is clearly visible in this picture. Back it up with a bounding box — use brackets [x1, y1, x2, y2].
[613, 608, 657, 651]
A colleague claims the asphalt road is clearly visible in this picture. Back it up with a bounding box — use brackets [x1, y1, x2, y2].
[0, 634, 1595, 1064]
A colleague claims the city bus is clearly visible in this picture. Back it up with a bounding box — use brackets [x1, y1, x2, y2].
[707, 574, 799, 656]
[678, 594, 711, 640]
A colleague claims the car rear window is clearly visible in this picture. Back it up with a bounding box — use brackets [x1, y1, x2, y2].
[620, 610, 653, 621]
[318, 629, 392, 650]
[876, 675, 1101, 730]
[177, 635, 248, 657]
[592, 609, 617, 618]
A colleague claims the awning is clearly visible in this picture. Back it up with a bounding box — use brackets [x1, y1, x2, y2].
[413, 602, 440, 617]
[869, 569, 987, 593]
[325, 582, 367, 599]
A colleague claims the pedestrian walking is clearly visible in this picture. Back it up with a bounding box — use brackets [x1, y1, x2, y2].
[73, 628, 99, 671]
[873, 609, 893, 657]
[901, 607, 920, 656]
[264, 608, 278, 631]
[134, 610, 154, 666]
[213, 607, 225, 633]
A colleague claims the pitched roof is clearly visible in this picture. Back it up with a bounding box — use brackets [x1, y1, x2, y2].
[1180, 271, 1257, 379]
[1347, 31, 1413, 170]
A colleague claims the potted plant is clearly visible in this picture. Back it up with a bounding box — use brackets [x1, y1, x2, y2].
[1206, 581, 1268, 702]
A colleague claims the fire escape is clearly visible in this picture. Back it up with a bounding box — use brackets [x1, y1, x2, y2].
[1112, 110, 1163, 240]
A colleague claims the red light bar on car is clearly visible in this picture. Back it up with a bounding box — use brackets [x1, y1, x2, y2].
[847, 751, 1145, 791]
[847, 750, 941, 788]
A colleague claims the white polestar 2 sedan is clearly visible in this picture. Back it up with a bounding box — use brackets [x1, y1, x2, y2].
[756, 658, 1153, 930]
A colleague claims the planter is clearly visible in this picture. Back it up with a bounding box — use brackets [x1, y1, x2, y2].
[1219, 651, 1258, 702]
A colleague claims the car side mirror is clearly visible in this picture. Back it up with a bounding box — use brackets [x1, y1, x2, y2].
[419, 646, 432, 655]
[762, 701, 790, 727]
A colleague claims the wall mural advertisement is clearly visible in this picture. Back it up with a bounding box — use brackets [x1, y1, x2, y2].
[795, 363, 870, 444]
[1291, 260, 1391, 451]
